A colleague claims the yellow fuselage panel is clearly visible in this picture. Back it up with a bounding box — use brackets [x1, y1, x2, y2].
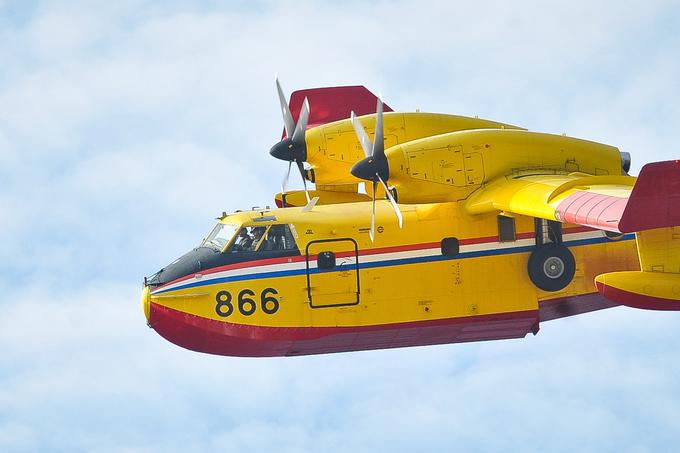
[151, 202, 639, 330]
[304, 112, 523, 185]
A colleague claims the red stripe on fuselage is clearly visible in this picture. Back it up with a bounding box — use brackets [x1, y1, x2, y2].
[152, 226, 599, 292]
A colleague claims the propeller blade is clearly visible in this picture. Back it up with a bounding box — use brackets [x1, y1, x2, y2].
[276, 76, 295, 139]
[378, 175, 403, 228]
[291, 97, 310, 145]
[369, 180, 377, 243]
[350, 111, 374, 158]
[296, 160, 311, 203]
[372, 97, 385, 160]
[282, 161, 292, 194]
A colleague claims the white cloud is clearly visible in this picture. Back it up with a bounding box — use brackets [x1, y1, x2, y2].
[3, 1, 680, 451]
[1, 282, 680, 452]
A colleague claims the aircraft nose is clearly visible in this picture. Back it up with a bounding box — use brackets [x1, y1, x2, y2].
[141, 285, 151, 324]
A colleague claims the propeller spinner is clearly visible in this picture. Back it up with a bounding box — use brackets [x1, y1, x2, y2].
[350, 97, 403, 242]
[270, 77, 311, 203]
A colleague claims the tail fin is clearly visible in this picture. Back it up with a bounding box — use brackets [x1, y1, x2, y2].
[618, 160, 680, 232]
[594, 161, 680, 310]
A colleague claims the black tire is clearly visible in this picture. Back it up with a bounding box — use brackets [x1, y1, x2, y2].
[527, 244, 575, 292]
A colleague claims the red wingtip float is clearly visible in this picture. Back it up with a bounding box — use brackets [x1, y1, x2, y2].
[142, 79, 680, 357]
[282, 85, 393, 138]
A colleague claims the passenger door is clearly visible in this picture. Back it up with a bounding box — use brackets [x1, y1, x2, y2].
[305, 238, 360, 308]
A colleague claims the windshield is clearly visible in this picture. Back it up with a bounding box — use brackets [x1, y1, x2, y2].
[201, 223, 239, 251]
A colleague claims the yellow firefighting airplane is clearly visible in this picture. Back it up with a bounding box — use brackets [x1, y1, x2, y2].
[141, 79, 680, 357]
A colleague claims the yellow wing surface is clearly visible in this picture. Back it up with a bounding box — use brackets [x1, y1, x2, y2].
[466, 161, 680, 310]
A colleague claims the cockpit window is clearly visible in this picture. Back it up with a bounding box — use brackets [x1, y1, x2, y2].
[226, 224, 299, 253]
[227, 226, 268, 253]
[260, 224, 299, 252]
[201, 223, 239, 251]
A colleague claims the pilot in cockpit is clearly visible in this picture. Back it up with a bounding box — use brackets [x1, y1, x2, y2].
[250, 228, 265, 251]
[228, 224, 295, 254]
[232, 228, 253, 251]
[263, 224, 286, 251]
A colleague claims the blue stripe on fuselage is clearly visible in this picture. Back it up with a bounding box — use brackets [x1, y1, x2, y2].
[152, 234, 635, 294]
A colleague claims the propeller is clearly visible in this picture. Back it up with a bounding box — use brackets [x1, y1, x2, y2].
[270, 77, 311, 203]
[350, 97, 403, 242]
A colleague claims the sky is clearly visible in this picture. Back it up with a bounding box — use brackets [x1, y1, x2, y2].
[2, 0, 680, 451]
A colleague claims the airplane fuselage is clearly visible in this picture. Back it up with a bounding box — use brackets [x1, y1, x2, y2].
[142, 202, 639, 357]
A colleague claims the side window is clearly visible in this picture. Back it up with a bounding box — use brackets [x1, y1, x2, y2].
[441, 237, 460, 256]
[260, 224, 299, 252]
[498, 215, 516, 242]
[228, 226, 268, 252]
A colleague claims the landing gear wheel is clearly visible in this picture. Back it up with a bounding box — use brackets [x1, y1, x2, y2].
[527, 244, 575, 292]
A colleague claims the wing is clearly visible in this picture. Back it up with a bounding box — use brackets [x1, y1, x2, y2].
[465, 160, 680, 311]
[465, 161, 680, 233]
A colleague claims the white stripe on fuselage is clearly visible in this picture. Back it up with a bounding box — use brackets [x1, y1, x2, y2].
[151, 230, 609, 295]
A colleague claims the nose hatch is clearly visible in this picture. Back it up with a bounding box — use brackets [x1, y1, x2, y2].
[141, 285, 151, 324]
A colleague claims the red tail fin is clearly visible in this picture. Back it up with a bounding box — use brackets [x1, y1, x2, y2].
[618, 160, 680, 232]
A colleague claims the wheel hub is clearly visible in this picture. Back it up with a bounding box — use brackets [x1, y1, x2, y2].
[543, 256, 565, 279]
